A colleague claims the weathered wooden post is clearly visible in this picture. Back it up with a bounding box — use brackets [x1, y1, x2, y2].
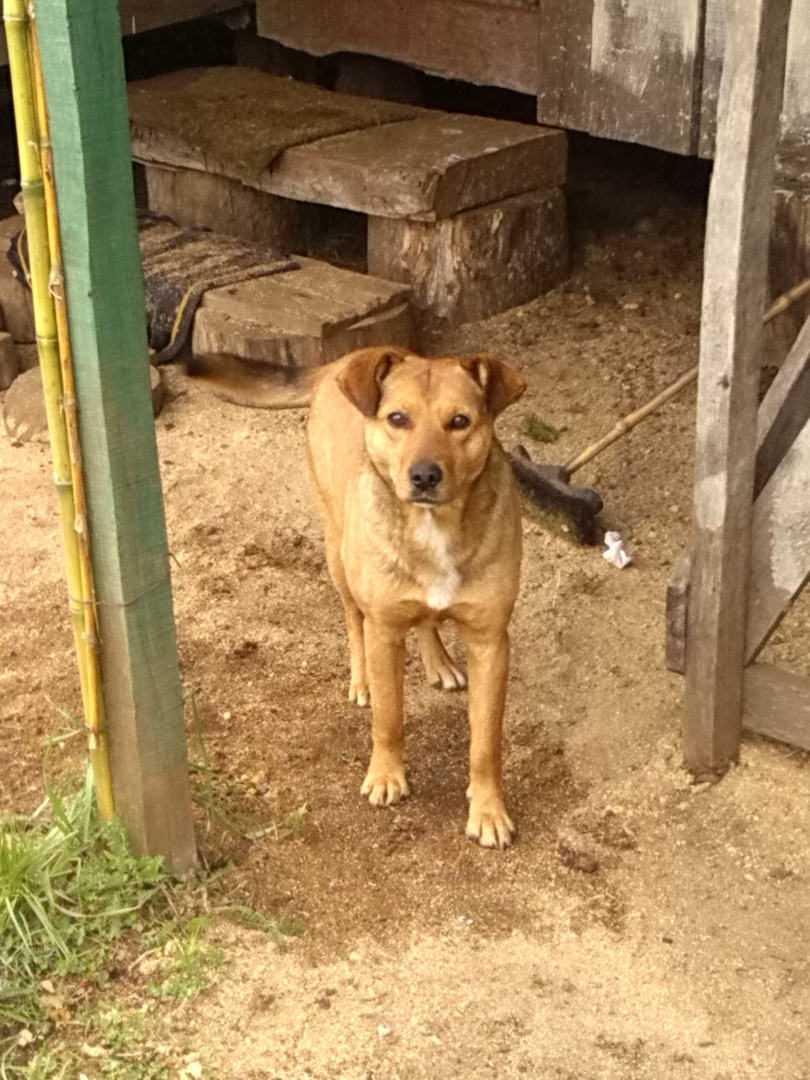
[35, 0, 197, 871]
[683, 0, 792, 774]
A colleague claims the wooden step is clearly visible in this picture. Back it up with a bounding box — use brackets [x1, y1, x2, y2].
[129, 66, 566, 221]
[130, 67, 568, 329]
[192, 256, 413, 366]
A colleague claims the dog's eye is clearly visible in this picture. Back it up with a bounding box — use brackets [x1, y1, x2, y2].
[387, 411, 410, 429]
[449, 414, 470, 431]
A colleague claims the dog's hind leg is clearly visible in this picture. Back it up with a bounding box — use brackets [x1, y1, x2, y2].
[343, 597, 370, 707]
[322, 532, 370, 707]
[417, 622, 467, 691]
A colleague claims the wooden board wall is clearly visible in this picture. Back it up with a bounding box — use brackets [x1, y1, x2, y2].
[700, 0, 810, 171]
[0, 0, 238, 66]
[257, 0, 540, 94]
[537, 0, 705, 155]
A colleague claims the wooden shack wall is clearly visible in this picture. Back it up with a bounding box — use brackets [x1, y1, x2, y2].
[256, 0, 810, 169]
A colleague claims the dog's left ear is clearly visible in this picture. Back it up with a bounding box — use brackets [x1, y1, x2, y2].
[336, 346, 408, 417]
[461, 356, 527, 415]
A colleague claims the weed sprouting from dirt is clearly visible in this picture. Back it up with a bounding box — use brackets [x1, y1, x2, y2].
[186, 688, 308, 842]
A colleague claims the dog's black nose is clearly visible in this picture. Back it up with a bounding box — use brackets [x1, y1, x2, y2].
[409, 461, 443, 492]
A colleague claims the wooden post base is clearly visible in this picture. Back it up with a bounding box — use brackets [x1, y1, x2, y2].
[368, 188, 568, 329]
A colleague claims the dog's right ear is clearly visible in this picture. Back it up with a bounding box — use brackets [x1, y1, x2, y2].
[335, 347, 408, 417]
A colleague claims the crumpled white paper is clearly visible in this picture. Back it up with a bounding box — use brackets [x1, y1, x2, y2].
[603, 530, 632, 569]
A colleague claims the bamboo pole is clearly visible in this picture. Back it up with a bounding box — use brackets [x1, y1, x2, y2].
[4, 0, 114, 819]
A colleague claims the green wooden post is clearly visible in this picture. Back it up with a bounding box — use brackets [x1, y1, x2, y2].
[35, 0, 197, 872]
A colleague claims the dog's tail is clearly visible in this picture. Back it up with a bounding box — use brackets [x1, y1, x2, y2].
[185, 353, 321, 409]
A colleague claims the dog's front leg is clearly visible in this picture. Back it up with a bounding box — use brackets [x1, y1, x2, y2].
[360, 619, 409, 806]
[460, 624, 515, 849]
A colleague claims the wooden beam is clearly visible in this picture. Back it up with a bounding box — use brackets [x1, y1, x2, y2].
[536, 1, 704, 156]
[683, 0, 791, 776]
[755, 312, 810, 496]
[743, 663, 810, 752]
[256, 0, 539, 94]
[535, 0, 592, 133]
[36, 0, 196, 872]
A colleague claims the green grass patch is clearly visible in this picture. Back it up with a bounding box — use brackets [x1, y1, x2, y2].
[2, 706, 307, 1078]
[519, 412, 561, 444]
[0, 766, 167, 1074]
[145, 917, 223, 1001]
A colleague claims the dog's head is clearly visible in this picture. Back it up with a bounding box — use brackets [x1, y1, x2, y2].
[336, 347, 526, 505]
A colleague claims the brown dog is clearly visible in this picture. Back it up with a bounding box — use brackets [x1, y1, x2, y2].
[189, 347, 526, 848]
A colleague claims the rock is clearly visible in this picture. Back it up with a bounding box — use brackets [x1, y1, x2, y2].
[0, 331, 19, 390]
[3, 366, 48, 444]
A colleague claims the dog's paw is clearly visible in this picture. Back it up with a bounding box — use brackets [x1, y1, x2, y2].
[426, 658, 467, 692]
[348, 680, 370, 708]
[466, 796, 515, 850]
[361, 760, 409, 807]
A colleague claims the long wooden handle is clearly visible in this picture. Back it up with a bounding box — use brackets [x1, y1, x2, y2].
[565, 274, 810, 477]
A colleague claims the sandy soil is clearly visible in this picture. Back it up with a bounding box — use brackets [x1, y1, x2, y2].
[1, 138, 809, 1079]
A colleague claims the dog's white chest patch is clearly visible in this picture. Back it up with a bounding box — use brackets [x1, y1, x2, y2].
[415, 509, 461, 610]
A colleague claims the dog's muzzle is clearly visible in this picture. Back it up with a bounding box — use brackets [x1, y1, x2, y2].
[409, 461, 443, 501]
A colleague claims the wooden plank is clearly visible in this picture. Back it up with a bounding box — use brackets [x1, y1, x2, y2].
[199, 256, 411, 338]
[586, 0, 704, 155]
[269, 116, 567, 221]
[192, 300, 412, 367]
[37, 0, 197, 872]
[130, 76, 567, 222]
[192, 256, 413, 365]
[743, 663, 810, 752]
[256, 0, 539, 94]
[683, 0, 791, 776]
[536, 0, 593, 132]
[368, 187, 567, 328]
[776, 0, 810, 184]
[746, 414, 810, 662]
[537, 0, 703, 154]
[700, 0, 810, 164]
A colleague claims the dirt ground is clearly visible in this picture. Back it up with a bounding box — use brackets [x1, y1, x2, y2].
[2, 137, 809, 1079]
